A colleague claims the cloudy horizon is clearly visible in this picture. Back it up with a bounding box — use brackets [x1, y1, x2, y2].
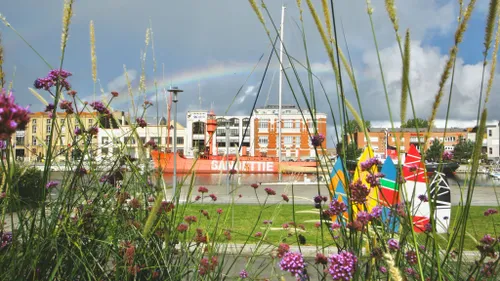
[1, 0, 498, 146]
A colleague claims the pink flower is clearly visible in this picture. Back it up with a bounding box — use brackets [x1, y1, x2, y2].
[198, 186, 209, 193]
[279, 252, 306, 277]
[0, 89, 30, 140]
[209, 194, 217, 201]
[111, 91, 119, 97]
[136, 118, 147, 128]
[251, 183, 259, 189]
[254, 232, 262, 237]
[264, 187, 276, 195]
[281, 194, 289, 202]
[216, 208, 223, 214]
[177, 223, 188, 233]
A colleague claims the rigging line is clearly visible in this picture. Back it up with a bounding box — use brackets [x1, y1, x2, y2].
[229, 34, 280, 177]
[264, 69, 278, 106]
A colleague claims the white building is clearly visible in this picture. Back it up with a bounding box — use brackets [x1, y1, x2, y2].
[97, 119, 185, 160]
[184, 110, 252, 157]
[486, 122, 500, 161]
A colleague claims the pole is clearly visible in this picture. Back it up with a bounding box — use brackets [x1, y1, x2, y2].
[168, 86, 183, 200]
[226, 123, 230, 196]
[278, 5, 285, 182]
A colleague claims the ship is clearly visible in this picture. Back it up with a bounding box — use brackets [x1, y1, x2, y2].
[151, 111, 318, 174]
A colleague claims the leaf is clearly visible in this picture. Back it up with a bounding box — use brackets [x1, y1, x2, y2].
[29, 87, 49, 106]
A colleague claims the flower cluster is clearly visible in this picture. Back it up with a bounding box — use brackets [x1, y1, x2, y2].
[45, 181, 59, 190]
[282, 194, 289, 202]
[325, 198, 347, 216]
[484, 208, 498, 216]
[365, 172, 384, 187]
[184, 216, 197, 224]
[198, 186, 209, 193]
[356, 211, 370, 226]
[327, 251, 357, 281]
[311, 133, 325, 147]
[442, 150, 453, 161]
[209, 194, 217, 201]
[144, 139, 158, 149]
[198, 256, 218, 276]
[59, 100, 74, 114]
[360, 157, 381, 171]
[0, 231, 12, 250]
[250, 183, 259, 189]
[279, 252, 306, 277]
[239, 269, 248, 278]
[349, 180, 370, 204]
[177, 223, 188, 233]
[34, 69, 72, 91]
[405, 250, 417, 265]
[314, 195, 328, 203]
[136, 118, 147, 128]
[277, 243, 290, 258]
[0, 89, 30, 140]
[264, 187, 276, 195]
[388, 239, 400, 251]
[90, 101, 110, 115]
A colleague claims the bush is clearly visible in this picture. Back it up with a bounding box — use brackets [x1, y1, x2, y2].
[0, 165, 44, 209]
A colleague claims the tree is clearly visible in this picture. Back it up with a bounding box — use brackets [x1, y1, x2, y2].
[400, 118, 430, 129]
[344, 119, 371, 134]
[425, 140, 444, 162]
[453, 137, 474, 163]
[336, 141, 362, 161]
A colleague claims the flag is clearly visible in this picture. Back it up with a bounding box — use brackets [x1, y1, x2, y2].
[386, 143, 398, 160]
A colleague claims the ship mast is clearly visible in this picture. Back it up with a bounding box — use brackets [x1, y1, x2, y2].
[278, 5, 285, 182]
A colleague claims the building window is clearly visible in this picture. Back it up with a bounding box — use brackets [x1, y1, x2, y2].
[140, 137, 146, 144]
[61, 125, 66, 133]
[60, 136, 66, 145]
[45, 136, 50, 143]
[102, 137, 109, 144]
[217, 128, 226, 136]
[229, 118, 239, 127]
[32, 119, 37, 125]
[295, 120, 301, 128]
[489, 130, 492, 137]
[370, 137, 378, 142]
[444, 136, 456, 142]
[113, 147, 120, 154]
[284, 120, 293, 128]
[217, 118, 227, 127]
[32, 125, 37, 134]
[16, 136, 25, 146]
[47, 119, 52, 125]
[489, 147, 493, 154]
[259, 119, 269, 129]
[230, 129, 238, 136]
[284, 136, 293, 145]
[295, 136, 301, 145]
[242, 118, 250, 128]
[192, 121, 206, 134]
[88, 119, 93, 126]
[259, 136, 268, 145]
[32, 136, 37, 146]
[102, 147, 109, 155]
[177, 137, 184, 145]
[151, 137, 161, 145]
[46, 125, 52, 133]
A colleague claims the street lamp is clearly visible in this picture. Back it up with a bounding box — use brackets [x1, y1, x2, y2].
[168, 86, 183, 200]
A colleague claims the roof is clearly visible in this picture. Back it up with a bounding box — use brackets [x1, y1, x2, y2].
[366, 127, 466, 133]
[30, 111, 97, 117]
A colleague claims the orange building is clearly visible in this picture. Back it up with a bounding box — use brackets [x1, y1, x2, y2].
[251, 105, 327, 159]
[353, 128, 466, 157]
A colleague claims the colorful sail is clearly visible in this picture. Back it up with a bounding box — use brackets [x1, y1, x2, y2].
[352, 147, 379, 214]
[379, 157, 400, 232]
[402, 144, 430, 233]
[428, 172, 452, 233]
[328, 157, 349, 222]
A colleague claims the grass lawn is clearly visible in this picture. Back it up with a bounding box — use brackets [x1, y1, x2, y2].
[177, 203, 499, 250]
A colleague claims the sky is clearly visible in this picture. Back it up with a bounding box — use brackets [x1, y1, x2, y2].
[1, 0, 499, 146]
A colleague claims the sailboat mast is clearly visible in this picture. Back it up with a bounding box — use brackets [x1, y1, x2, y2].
[278, 5, 285, 181]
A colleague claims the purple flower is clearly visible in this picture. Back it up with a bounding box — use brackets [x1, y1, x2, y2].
[282, 194, 289, 202]
[279, 252, 306, 277]
[387, 239, 400, 251]
[74, 127, 82, 135]
[45, 181, 59, 189]
[369, 205, 382, 220]
[484, 208, 498, 216]
[360, 157, 381, 171]
[480, 234, 496, 245]
[442, 150, 453, 161]
[239, 269, 248, 278]
[0, 89, 31, 140]
[418, 194, 428, 202]
[0, 231, 13, 250]
[34, 69, 72, 91]
[0, 141, 6, 150]
[311, 133, 325, 147]
[136, 118, 147, 128]
[264, 187, 276, 195]
[90, 101, 110, 115]
[365, 173, 381, 187]
[327, 251, 357, 281]
[379, 266, 387, 273]
[356, 211, 370, 225]
[349, 180, 370, 204]
[44, 103, 55, 112]
[87, 126, 99, 136]
[405, 250, 417, 265]
[331, 222, 341, 230]
[327, 198, 347, 216]
[59, 100, 74, 114]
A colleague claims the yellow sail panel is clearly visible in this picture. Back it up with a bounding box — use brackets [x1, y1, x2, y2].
[352, 146, 379, 214]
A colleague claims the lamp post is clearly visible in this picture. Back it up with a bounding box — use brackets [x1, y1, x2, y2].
[168, 86, 183, 200]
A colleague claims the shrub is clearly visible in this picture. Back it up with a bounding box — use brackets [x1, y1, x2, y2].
[0, 165, 44, 209]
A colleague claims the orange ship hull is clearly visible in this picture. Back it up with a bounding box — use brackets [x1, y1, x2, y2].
[150, 151, 317, 174]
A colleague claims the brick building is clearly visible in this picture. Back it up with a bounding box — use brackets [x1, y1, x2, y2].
[353, 128, 466, 158]
[251, 105, 327, 159]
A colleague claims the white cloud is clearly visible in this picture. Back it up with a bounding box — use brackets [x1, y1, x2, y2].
[106, 69, 138, 92]
[236, 85, 257, 105]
